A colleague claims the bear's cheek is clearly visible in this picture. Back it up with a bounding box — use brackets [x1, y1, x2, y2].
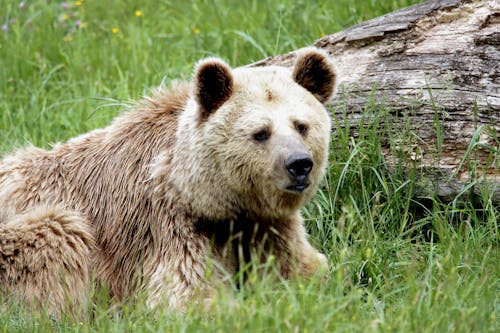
[305, 129, 330, 169]
[218, 143, 274, 190]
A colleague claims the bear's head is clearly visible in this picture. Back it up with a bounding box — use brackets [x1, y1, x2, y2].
[171, 48, 336, 220]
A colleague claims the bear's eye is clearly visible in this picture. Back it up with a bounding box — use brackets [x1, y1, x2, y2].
[295, 122, 309, 136]
[253, 128, 271, 142]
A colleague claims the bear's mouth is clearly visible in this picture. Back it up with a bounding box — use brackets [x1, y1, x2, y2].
[286, 183, 309, 193]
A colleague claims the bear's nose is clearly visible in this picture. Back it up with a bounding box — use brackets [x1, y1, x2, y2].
[284, 154, 313, 181]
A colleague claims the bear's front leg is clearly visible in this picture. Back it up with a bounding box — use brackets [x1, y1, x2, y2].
[145, 232, 225, 311]
[275, 212, 328, 279]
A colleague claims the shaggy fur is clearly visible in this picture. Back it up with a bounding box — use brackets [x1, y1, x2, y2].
[0, 48, 336, 316]
[0, 205, 93, 316]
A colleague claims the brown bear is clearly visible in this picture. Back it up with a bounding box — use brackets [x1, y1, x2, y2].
[0, 48, 336, 317]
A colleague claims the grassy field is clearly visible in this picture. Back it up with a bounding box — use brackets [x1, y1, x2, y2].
[1, 0, 498, 332]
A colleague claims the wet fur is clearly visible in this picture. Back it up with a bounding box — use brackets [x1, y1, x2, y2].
[0, 49, 336, 316]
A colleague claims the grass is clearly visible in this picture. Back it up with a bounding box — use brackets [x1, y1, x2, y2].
[1, 0, 498, 332]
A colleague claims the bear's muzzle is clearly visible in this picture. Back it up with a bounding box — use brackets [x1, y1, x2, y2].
[284, 153, 313, 192]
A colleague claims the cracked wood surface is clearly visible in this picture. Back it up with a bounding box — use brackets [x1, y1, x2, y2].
[253, 0, 499, 204]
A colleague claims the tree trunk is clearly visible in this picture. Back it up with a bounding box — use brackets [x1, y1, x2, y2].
[253, 0, 499, 205]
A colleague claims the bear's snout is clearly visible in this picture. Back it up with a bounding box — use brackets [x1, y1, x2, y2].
[284, 153, 313, 192]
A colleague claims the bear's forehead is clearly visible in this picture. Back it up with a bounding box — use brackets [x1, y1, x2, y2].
[232, 67, 301, 98]
[216, 68, 326, 128]
[205, 66, 328, 130]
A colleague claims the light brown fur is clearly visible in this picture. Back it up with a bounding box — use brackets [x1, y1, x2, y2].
[0, 205, 93, 316]
[0, 48, 336, 316]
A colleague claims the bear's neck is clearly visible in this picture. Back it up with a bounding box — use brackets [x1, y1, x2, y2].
[193, 210, 275, 279]
[165, 100, 241, 220]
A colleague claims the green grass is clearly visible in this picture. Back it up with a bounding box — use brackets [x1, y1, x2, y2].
[1, 0, 498, 332]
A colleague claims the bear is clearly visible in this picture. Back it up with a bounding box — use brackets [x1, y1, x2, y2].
[0, 47, 336, 317]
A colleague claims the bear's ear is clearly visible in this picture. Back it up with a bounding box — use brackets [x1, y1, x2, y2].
[292, 48, 336, 104]
[193, 57, 234, 119]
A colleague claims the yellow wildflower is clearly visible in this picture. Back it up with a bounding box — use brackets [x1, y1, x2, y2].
[75, 1, 82, 6]
[192, 27, 201, 34]
[135, 10, 143, 17]
[112, 27, 119, 34]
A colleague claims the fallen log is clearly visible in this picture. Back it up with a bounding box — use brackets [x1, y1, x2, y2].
[253, 0, 499, 205]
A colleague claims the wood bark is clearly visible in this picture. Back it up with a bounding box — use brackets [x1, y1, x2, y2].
[253, 0, 499, 205]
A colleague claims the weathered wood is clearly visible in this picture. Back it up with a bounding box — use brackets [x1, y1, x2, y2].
[253, 0, 499, 205]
